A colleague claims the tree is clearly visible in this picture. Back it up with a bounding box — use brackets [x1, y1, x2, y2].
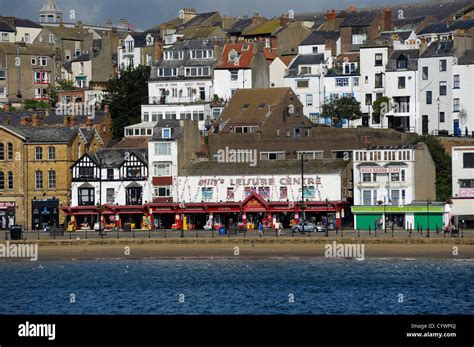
[104, 65, 151, 139]
[411, 135, 452, 202]
[321, 96, 362, 127]
[372, 96, 390, 127]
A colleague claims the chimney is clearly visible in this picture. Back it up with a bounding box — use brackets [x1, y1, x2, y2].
[70, 115, 78, 126]
[453, 31, 471, 58]
[75, 20, 83, 28]
[106, 19, 113, 28]
[32, 113, 42, 127]
[419, 37, 428, 55]
[324, 9, 337, 31]
[63, 116, 70, 127]
[383, 8, 393, 31]
[20, 116, 31, 126]
[446, 16, 454, 26]
[252, 14, 265, 28]
[181, 8, 197, 23]
[86, 116, 94, 129]
[347, 5, 357, 13]
[279, 15, 290, 27]
[119, 18, 128, 29]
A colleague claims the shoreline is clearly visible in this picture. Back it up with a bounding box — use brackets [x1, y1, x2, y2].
[1, 238, 473, 261]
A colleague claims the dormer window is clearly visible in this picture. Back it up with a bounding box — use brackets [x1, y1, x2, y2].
[146, 35, 154, 46]
[191, 50, 213, 59]
[162, 128, 171, 139]
[164, 51, 184, 60]
[228, 49, 239, 65]
[397, 55, 408, 69]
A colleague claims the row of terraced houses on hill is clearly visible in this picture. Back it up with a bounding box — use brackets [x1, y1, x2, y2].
[0, 0, 473, 231]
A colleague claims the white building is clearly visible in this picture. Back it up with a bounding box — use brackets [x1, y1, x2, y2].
[451, 146, 474, 227]
[117, 32, 159, 70]
[213, 42, 269, 101]
[352, 144, 439, 230]
[284, 54, 327, 122]
[125, 38, 224, 136]
[452, 49, 474, 136]
[323, 52, 361, 127]
[269, 56, 294, 88]
[384, 49, 420, 132]
[358, 39, 391, 128]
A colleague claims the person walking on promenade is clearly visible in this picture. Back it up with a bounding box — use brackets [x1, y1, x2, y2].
[258, 222, 263, 237]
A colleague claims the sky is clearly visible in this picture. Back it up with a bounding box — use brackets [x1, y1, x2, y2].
[1, 0, 426, 30]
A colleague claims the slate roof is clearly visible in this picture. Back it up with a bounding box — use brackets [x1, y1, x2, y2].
[0, 111, 107, 126]
[184, 12, 220, 27]
[420, 40, 454, 58]
[385, 0, 474, 22]
[340, 11, 379, 27]
[386, 49, 420, 71]
[293, 12, 326, 28]
[151, 120, 182, 140]
[181, 159, 349, 176]
[393, 16, 427, 31]
[1, 125, 77, 143]
[128, 32, 148, 47]
[299, 31, 340, 45]
[287, 54, 325, 76]
[226, 18, 253, 35]
[44, 26, 90, 41]
[0, 17, 43, 29]
[110, 137, 149, 149]
[0, 21, 14, 32]
[71, 53, 90, 62]
[458, 49, 474, 65]
[418, 19, 474, 35]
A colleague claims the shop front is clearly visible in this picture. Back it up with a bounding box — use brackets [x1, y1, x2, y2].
[32, 199, 59, 230]
[352, 205, 445, 231]
[0, 202, 16, 229]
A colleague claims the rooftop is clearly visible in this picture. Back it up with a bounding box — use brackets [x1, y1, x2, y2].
[1, 125, 77, 143]
[181, 159, 349, 176]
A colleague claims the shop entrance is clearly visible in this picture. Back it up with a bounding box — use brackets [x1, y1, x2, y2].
[153, 214, 175, 229]
[385, 213, 405, 229]
[0, 202, 16, 229]
[32, 199, 59, 230]
[120, 214, 143, 229]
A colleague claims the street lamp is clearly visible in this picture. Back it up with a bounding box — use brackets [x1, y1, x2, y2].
[299, 152, 309, 233]
[180, 201, 185, 238]
[97, 155, 103, 235]
[427, 199, 431, 232]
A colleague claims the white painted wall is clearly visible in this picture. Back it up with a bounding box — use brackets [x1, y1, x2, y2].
[452, 146, 474, 198]
[452, 63, 474, 135]
[269, 57, 289, 88]
[213, 68, 253, 101]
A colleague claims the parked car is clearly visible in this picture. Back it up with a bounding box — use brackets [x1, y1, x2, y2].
[291, 221, 317, 233]
[315, 222, 326, 232]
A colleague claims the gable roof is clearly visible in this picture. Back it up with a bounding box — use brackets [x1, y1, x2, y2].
[418, 19, 474, 35]
[300, 31, 340, 45]
[380, 30, 413, 42]
[44, 26, 90, 41]
[92, 148, 148, 168]
[217, 43, 256, 69]
[151, 120, 182, 140]
[386, 49, 419, 71]
[393, 16, 428, 31]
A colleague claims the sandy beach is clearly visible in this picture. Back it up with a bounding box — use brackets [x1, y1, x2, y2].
[1, 238, 473, 260]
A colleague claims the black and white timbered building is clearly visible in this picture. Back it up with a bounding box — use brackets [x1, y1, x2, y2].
[71, 149, 151, 208]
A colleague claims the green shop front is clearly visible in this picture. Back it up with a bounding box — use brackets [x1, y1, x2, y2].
[352, 205, 445, 231]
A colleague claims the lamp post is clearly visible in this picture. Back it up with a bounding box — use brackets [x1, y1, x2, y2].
[427, 199, 431, 233]
[301, 152, 305, 233]
[437, 97, 440, 135]
[180, 202, 185, 238]
[98, 155, 103, 236]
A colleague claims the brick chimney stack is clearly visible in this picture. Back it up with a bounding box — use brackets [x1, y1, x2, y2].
[32, 114, 42, 127]
[86, 116, 94, 129]
[252, 13, 265, 28]
[20, 116, 32, 126]
[279, 15, 290, 27]
[324, 9, 337, 31]
[70, 115, 78, 127]
[383, 8, 393, 31]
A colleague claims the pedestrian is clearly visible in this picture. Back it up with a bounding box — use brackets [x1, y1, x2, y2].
[258, 222, 263, 237]
[466, 126, 469, 138]
[278, 222, 284, 236]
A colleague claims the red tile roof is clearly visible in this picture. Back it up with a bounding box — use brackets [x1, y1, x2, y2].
[217, 43, 256, 69]
[264, 47, 277, 61]
[278, 55, 297, 66]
